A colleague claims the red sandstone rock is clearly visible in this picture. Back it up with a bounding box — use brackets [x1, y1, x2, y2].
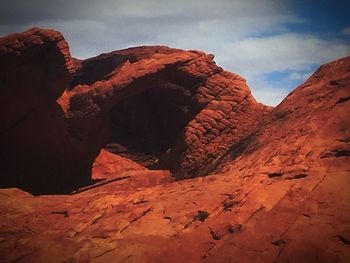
[65, 44, 270, 179]
[0, 28, 90, 194]
[201, 56, 350, 263]
[0, 28, 74, 130]
[92, 149, 145, 180]
[1, 27, 271, 193]
[214, 56, 350, 176]
[0, 28, 349, 263]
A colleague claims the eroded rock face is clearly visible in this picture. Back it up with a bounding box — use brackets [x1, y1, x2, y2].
[0, 27, 74, 132]
[0, 28, 270, 193]
[65, 46, 271, 179]
[92, 149, 146, 180]
[214, 56, 350, 177]
[0, 28, 92, 194]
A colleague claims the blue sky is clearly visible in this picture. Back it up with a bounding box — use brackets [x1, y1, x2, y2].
[0, 0, 349, 106]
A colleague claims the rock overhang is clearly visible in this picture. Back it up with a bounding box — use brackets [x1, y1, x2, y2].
[0, 28, 270, 194]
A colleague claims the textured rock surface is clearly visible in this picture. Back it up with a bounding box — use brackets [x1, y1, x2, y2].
[0, 28, 92, 194]
[92, 149, 146, 180]
[65, 45, 270, 179]
[0, 27, 74, 131]
[0, 28, 270, 194]
[214, 56, 350, 176]
[205, 56, 350, 263]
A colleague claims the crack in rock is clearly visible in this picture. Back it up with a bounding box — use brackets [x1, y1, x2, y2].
[120, 207, 152, 233]
[337, 235, 350, 245]
[50, 211, 69, 218]
[194, 210, 210, 222]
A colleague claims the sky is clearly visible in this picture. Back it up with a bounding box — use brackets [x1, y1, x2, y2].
[1, 0, 349, 106]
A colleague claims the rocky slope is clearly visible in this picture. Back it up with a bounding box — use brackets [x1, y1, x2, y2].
[0, 28, 349, 262]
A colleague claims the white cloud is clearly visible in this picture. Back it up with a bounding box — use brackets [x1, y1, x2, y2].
[217, 33, 350, 77]
[288, 71, 312, 80]
[213, 33, 350, 105]
[247, 76, 291, 106]
[0, 0, 300, 58]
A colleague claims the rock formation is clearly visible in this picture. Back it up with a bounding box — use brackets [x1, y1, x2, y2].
[0, 28, 90, 194]
[214, 55, 350, 176]
[65, 43, 270, 179]
[0, 28, 270, 194]
[0, 28, 349, 263]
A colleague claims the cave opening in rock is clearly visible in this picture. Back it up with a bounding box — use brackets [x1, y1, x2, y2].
[105, 81, 196, 168]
